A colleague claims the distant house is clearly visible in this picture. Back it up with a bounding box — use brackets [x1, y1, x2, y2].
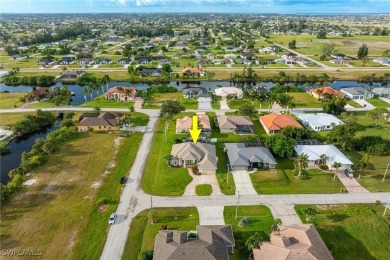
[253, 224, 333, 260]
[158, 59, 171, 65]
[141, 68, 162, 77]
[176, 114, 211, 136]
[172, 53, 182, 59]
[9, 54, 27, 60]
[371, 87, 390, 97]
[182, 67, 205, 77]
[225, 46, 239, 52]
[153, 225, 235, 260]
[330, 59, 349, 65]
[294, 144, 353, 170]
[95, 58, 112, 65]
[331, 53, 350, 60]
[282, 52, 298, 60]
[37, 58, 55, 66]
[225, 143, 277, 171]
[137, 58, 151, 65]
[57, 56, 74, 65]
[207, 53, 217, 59]
[216, 115, 254, 134]
[221, 58, 232, 65]
[104, 86, 136, 101]
[214, 87, 243, 98]
[373, 57, 390, 66]
[310, 86, 343, 99]
[224, 54, 237, 59]
[170, 143, 217, 174]
[298, 113, 343, 131]
[183, 87, 207, 98]
[198, 59, 211, 66]
[56, 70, 85, 81]
[153, 53, 166, 60]
[259, 113, 302, 134]
[78, 112, 124, 132]
[117, 58, 132, 64]
[78, 58, 94, 65]
[340, 87, 374, 99]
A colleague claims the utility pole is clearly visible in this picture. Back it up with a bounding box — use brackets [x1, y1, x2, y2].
[383, 195, 390, 217]
[235, 191, 240, 220]
[382, 163, 389, 183]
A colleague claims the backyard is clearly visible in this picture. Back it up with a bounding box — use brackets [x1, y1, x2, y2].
[0, 92, 27, 109]
[143, 92, 198, 109]
[295, 204, 390, 260]
[81, 95, 135, 108]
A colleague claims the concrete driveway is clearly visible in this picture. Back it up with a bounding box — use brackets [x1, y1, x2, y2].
[268, 204, 302, 226]
[198, 97, 211, 110]
[184, 169, 222, 196]
[220, 99, 230, 109]
[380, 97, 390, 105]
[336, 172, 369, 193]
[354, 99, 375, 108]
[197, 206, 225, 225]
[231, 170, 257, 195]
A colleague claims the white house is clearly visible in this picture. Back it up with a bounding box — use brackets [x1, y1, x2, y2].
[215, 87, 243, 98]
[298, 113, 343, 131]
[294, 144, 353, 170]
[340, 87, 374, 100]
[372, 57, 390, 66]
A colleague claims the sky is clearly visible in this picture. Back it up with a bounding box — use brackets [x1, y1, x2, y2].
[1, 0, 390, 14]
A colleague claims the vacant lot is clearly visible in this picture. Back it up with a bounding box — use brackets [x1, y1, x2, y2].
[0, 112, 34, 125]
[0, 92, 27, 109]
[122, 207, 199, 260]
[81, 95, 135, 108]
[250, 160, 344, 194]
[287, 92, 323, 108]
[224, 206, 275, 260]
[143, 92, 198, 109]
[295, 204, 390, 260]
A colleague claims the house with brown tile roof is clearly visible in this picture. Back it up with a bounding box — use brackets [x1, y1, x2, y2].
[216, 115, 254, 134]
[176, 114, 211, 136]
[253, 224, 333, 260]
[259, 113, 302, 135]
[77, 112, 124, 132]
[153, 225, 235, 260]
[182, 67, 205, 77]
[104, 86, 136, 102]
[310, 86, 343, 100]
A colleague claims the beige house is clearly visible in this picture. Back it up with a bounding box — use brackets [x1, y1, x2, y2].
[216, 115, 254, 134]
[176, 114, 211, 136]
[253, 224, 333, 260]
[77, 112, 124, 132]
[104, 86, 136, 102]
[215, 87, 243, 98]
[170, 142, 217, 174]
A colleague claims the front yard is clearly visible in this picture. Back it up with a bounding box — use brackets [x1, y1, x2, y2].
[295, 204, 390, 260]
[80, 95, 135, 108]
[365, 97, 390, 108]
[250, 160, 344, 194]
[142, 92, 198, 109]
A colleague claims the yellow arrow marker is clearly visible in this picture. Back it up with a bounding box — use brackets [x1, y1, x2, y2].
[189, 115, 202, 144]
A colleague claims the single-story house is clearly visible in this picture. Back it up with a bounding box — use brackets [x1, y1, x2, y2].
[9, 54, 28, 60]
[57, 56, 74, 65]
[183, 87, 207, 98]
[137, 58, 151, 65]
[371, 87, 390, 97]
[340, 87, 374, 99]
[224, 54, 237, 59]
[207, 53, 217, 59]
[37, 58, 55, 66]
[294, 144, 353, 170]
[330, 59, 350, 65]
[158, 59, 171, 65]
[373, 57, 390, 66]
[78, 112, 124, 132]
[170, 142, 217, 174]
[95, 58, 112, 65]
[104, 86, 136, 101]
[153, 53, 166, 60]
[182, 67, 205, 77]
[298, 113, 343, 131]
[78, 58, 94, 65]
[331, 53, 350, 60]
[176, 114, 211, 136]
[310, 86, 343, 99]
[253, 224, 333, 260]
[117, 58, 132, 64]
[259, 113, 302, 135]
[225, 143, 277, 171]
[214, 87, 243, 98]
[142, 68, 162, 77]
[153, 225, 235, 260]
[221, 58, 232, 65]
[56, 70, 85, 80]
[216, 115, 254, 134]
[172, 53, 182, 59]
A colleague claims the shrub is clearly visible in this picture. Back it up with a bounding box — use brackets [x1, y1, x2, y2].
[319, 164, 329, 170]
[141, 250, 154, 260]
[97, 197, 109, 206]
[375, 200, 382, 205]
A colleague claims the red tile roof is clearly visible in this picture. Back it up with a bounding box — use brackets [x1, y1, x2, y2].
[311, 86, 343, 97]
[104, 86, 136, 97]
[260, 113, 302, 131]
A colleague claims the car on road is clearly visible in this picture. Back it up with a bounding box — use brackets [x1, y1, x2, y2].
[109, 213, 116, 224]
[344, 168, 354, 178]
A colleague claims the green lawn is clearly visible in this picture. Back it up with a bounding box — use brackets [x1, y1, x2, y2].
[124, 112, 150, 126]
[142, 114, 193, 195]
[122, 207, 199, 260]
[287, 92, 323, 108]
[250, 160, 344, 194]
[70, 133, 143, 259]
[344, 111, 390, 139]
[195, 184, 213, 196]
[0, 112, 35, 125]
[346, 99, 363, 108]
[143, 92, 198, 109]
[27, 95, 71, 108]
[81, 95, 135, 108]
[215, 142, 236, 195]
[295, 204, 390, 260]
[365, 98, 390, 108]
[224, 206, 275, 260]
[227, 98, 266, 109]
[0, 92, 27, 109]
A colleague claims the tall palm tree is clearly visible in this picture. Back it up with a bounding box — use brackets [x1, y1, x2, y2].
[245, 232, 262, 251]
[332, 162, 342, 180]
[295, 153, 309, 178]
[287, 99, 296, 115]
[103, 74, 110, 92]
[253, 90, 267, 113]
[82, 87, 88, 102]
[266, 91, 277, 112]
[162, 113, 172, 143]
[87, 83, 94, 100]
[304, 207, 317, 222]
[357, 154, 372, 179]
[320, 154, 328, 166]
[124, 88, 132, 100]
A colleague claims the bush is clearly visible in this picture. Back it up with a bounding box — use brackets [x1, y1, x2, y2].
[61, 119, 75, 128]
[354, 136, 390, 156]
[63, 111, 75, 119]
[141, 250, 154, 260]
[97, 197, 109, 206]
[319, 164, 329, 170]
[375, 200, 382, 205]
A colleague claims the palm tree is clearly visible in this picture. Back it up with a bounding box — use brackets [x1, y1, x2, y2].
[162, 113, 172, 143]
[238, 217, 249, 228]
[148, 210, 158, 224]
[124, 88, 133, 101]
[332, 162, 342, 180]
[316, 88, 324, 100]
[294, 153, 309, 178]
[271, 218, 282, 231]
[320, 154, 328, 166]
[245, 232, 262, 250]
[253, 90, 267, 113]
[103, 74, 110, 92]
[87, 83, 94, 100]
[82, 87, 88, 102]
[287, 99, 296, 115]
[357, 154, 372, 180]
[164, 155, 174, 166]
[304, 207, 317, 222]
[94, 106, 101, 115]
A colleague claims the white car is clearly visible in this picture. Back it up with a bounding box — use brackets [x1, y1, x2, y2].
[344, 168, 354, 178]
[109, 213, 116, 224]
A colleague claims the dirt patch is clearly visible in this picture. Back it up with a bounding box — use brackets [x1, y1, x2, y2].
[98, 204, 108, 212]
[317, 204, 348, 210]
[24, 178, 37, 186]
[342, 40, 357, 45]
[91, 181, 101, 189]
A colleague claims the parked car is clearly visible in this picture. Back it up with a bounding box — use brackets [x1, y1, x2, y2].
[120, 176, 127, 184]
[109, 213, 116, 224]
[344, 168, 354, 178]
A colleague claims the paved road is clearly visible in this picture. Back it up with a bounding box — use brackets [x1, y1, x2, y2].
[100, 110, 159, 260]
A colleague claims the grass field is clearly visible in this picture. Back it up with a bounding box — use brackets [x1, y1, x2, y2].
[365, 98, 390, 108]
[287, 92, 323, 108]
[69, 133, 143, 259]
[295, 204, 390, 260]
[215, 142, 236, 195]
[122, 207, 199, 260]
[0, 133, 118, 259]
[346, 111, 390, 139]
[0, 92, 27, 109]
[27, 95, 71, 108]
[250, 160, 344, 194]
[143, 92, 198, 109]
[227, 98, 267, 109]
[142, 114, 193, 195]
[0, 112, 35, 125]
[124, 112, 150, 126]
[195, 184, 213, 196]
[81, 95, 135, 108]
[224, 206, 275, 260]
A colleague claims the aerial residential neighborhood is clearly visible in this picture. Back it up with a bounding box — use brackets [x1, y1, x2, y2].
[0, 1, 389, 260]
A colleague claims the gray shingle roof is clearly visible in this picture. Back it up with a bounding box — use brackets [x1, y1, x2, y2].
[225, 143, 277, 167]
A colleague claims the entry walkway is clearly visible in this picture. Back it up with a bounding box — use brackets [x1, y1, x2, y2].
[268, 204, 302, 226]
[231, 170, 257, 195]
[197, 206, 225, 225]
